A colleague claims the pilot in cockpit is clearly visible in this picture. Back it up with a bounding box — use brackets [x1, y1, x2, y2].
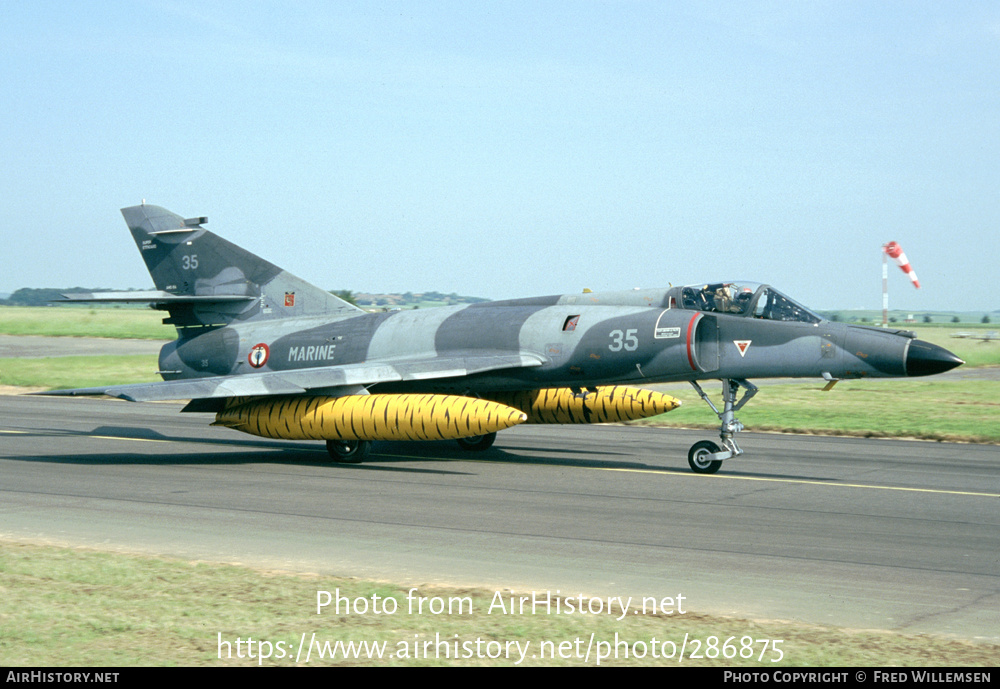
[734, 288, 753, 314]
[712, 284, 748, 314]
[713, 285, 732, 313]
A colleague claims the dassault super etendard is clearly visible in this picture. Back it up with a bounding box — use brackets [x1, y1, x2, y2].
[43, 204, 964, 473]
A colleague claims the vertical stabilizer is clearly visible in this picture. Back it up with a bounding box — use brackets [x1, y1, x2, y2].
[122, 204, 362, 330]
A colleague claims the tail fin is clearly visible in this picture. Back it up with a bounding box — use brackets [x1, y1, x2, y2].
[121, 204, 362, 330]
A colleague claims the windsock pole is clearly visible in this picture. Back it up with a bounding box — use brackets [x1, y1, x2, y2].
[882, 248, 889, 327]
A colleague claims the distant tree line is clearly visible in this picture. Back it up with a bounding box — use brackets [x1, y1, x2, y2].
[330, 290, 358, 306]
[340, 290, 490, 308]
[0, 287, 99, 306]
[5, 288, 992, 320]
[1, 287, 488, 308]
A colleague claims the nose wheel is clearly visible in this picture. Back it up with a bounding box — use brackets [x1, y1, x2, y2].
[688, 440, 723, 474]
[687, 378, 758, 474]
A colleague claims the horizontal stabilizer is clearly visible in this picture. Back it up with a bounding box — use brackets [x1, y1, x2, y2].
[58, 290, 256, 304]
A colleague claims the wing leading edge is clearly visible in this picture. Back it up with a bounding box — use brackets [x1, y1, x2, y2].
[35, 352, 546, 402]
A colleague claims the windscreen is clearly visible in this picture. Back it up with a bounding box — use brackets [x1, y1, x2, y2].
[680, 282, 821, 324]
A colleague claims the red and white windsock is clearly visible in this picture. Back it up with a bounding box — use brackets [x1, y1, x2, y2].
[883, 241, 920, 289]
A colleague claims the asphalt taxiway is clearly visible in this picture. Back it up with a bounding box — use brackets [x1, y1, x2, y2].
[1, 395, 997, 640]
[0, 334, 167, 358]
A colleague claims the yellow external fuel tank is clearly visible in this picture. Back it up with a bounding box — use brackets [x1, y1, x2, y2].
[485, 386, 681, 424]
[213, 393, 528, 441]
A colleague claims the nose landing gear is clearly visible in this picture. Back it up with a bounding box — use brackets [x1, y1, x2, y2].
[687, 378, 758, 474]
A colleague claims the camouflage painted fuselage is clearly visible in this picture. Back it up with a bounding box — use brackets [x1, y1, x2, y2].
[156, 287, 943, 397]
[49, 205, 962, 471]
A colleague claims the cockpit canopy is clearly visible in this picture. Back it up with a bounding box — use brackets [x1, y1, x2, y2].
[677, 282, 822, 324]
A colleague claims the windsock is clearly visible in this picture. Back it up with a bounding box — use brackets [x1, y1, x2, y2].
[883, 241, 920, 288]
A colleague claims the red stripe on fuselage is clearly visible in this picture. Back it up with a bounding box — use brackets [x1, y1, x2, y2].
[686, 313, 699, 371]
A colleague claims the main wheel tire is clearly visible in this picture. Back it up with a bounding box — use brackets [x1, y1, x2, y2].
[456, 432, 497, 451]
[688, 440, 723, 474]
[326, 439, 371, 464]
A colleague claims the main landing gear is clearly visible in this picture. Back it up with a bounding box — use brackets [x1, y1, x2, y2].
[326, 439, 371, 463]
[456, 432, 497, 451]
[687, 378, 758, 474]
[325, 433, 497, 463]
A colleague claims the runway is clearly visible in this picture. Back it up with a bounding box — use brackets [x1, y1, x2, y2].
[0, 334, 167, 358]
[1, 394, 997, 640]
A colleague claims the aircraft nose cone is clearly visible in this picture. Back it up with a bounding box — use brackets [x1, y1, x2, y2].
[906, 340, 964, 377]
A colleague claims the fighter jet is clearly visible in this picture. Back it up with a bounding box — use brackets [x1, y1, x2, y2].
[951, 331, 998, 341]
[43, 205, 964, 473]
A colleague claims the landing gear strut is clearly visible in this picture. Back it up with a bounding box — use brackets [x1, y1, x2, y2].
[326, 439, 371, 463]
[456, 432, 497, 451]
[687, 378, 758, 474]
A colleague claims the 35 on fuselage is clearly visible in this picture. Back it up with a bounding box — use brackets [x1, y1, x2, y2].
[45, 205, 963, 473]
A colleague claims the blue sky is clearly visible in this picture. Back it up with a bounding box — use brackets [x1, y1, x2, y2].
[3, 1, 998, 312]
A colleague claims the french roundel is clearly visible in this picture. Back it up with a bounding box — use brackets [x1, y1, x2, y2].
[248, 343, 270, 368]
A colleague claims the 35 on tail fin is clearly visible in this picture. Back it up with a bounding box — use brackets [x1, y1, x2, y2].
[63, 204, 362, 331]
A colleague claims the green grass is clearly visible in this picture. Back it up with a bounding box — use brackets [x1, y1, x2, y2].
[0, 356, 160, 389]
[1, 314, 996, 443]
[641, 379, 1000, 444]
[1, 542, 995, 667]
[0, 306, 174, 339]
[820, 310, 998, 325]
[6, 360, 995, 444]
[3, 307, 998, 364]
